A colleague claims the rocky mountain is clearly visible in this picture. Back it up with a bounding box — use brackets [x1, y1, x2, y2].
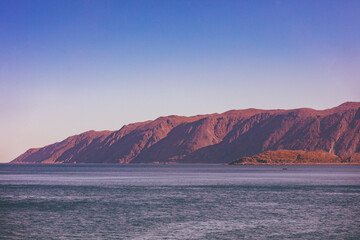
[11, 102, 360, 164]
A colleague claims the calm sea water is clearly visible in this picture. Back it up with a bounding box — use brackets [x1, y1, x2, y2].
[1, 164, 360, 239]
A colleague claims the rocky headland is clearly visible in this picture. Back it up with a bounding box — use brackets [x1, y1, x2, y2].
[229, 150, 360, 165]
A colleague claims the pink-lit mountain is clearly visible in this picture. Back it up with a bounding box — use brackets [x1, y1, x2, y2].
[11, 102, 360, 164]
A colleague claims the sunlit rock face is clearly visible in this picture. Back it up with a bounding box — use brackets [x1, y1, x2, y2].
[229, 150, 360, 165]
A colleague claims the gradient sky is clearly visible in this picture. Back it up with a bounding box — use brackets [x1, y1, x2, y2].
[1, 0, 360, 162]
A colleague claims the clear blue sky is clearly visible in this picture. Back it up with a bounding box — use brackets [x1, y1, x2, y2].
[1, 0, 359, 162]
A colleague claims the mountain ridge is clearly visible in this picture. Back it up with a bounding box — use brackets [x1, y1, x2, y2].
[11, 102, 360, 164]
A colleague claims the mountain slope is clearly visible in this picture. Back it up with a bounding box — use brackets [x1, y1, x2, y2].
[11, 102, 360, 164]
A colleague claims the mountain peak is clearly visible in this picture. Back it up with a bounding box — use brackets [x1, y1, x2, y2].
[335, 102, 360, 109]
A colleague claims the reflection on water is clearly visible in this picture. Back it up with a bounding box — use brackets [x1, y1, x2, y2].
[1, 164, 360, 239]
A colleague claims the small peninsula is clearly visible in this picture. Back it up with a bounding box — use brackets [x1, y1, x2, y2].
[229, 150, 360, 165]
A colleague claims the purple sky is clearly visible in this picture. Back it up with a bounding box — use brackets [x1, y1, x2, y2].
[1, 0, 360, 162]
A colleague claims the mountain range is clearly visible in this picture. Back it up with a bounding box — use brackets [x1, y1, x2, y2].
[11, 102, 360, 164]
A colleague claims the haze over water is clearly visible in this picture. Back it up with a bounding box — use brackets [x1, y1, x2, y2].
[1, 164, 359, 239]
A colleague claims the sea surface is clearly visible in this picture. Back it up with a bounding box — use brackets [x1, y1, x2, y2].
[1, 164, 360, 239]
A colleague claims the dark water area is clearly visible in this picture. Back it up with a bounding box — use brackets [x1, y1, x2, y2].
[1, 164, 360, 239]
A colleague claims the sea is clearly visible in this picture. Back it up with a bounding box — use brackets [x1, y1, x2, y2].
[0, 164, 359, 239]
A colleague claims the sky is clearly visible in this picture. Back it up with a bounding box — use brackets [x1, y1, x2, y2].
[1, 0, 360, 162]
